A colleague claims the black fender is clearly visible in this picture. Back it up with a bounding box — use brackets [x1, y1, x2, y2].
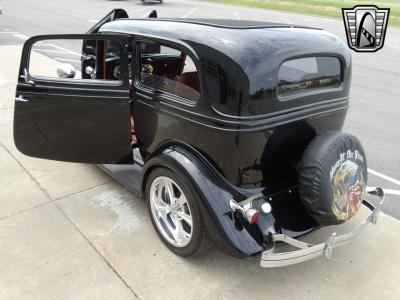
[139, 144, 264, 258]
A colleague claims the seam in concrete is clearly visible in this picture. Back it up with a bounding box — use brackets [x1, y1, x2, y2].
[0, 143, 53, 200]
[53, 201, 142, 300]
[52, 180, 115, 201]
[0, 199, 53, 221]
[0, 142, 141, 299]
[0, 180, 114, 221]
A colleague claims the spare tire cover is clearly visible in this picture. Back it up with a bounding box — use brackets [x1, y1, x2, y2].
[298, 132, 367, 226]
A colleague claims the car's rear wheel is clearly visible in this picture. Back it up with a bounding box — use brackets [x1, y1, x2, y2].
[145, 167, 206, 256]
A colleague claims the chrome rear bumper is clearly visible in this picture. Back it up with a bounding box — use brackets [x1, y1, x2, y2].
[260, 187, 385, 268]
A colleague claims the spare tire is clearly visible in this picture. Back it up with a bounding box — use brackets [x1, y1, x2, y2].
[298, 131, 368, 226]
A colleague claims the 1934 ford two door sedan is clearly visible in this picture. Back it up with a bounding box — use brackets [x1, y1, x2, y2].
[13, 10, 384, 267]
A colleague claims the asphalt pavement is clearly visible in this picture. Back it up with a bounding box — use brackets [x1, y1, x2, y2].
[0, 0, 399, 220]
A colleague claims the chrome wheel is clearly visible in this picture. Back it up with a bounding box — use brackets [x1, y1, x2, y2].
[149, 176, 193, 247]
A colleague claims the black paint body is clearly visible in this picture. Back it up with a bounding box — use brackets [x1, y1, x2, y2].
[14, 16, 352, 258]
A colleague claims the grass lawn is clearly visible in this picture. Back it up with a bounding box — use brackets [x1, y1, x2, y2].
[204, 0, 400, 26]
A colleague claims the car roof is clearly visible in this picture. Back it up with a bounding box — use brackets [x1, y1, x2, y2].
[98, 18, 321, 42]
[98, 18, 325, 60]
[113, 18, 310, 29]
[99, 18, 349, 112]
[98, 18, 334, 67]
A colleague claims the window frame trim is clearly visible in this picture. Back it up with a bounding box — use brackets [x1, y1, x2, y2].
[22, 33, 131, 87]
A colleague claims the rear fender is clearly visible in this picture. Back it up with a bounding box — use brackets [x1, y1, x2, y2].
[140, 145, 264, 258]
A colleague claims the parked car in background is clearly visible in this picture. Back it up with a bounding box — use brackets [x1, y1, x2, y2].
[141, 0, 163, 4]
[13, 9, 384, 267]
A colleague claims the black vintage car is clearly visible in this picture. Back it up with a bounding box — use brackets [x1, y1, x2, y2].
[14, 9, 384, 267]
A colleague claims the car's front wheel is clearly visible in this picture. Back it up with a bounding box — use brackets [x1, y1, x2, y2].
[145, 167, 207, 256]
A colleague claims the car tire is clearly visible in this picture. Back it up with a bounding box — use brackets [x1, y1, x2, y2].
[145, 167, 207, 257]
[298, 131, 368, 226]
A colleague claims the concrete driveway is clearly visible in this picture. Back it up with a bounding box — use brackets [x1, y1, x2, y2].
[1, 45, 400, 299]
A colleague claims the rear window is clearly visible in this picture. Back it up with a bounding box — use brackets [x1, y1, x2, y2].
[277, 57, 341, 98]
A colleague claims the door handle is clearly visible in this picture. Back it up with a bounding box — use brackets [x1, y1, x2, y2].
[15, 95, 29, 102]
[22, 68, 35, 86]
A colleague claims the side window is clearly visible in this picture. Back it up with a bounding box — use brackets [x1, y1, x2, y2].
[277, 57, 341, 98]
[28, 37, 124, 81]
[138, 41, 200, 102]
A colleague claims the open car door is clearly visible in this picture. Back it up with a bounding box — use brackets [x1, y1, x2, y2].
[14, 34, 132, 163]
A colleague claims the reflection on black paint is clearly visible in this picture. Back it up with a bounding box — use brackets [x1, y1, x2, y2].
[277, 57, 341, 97]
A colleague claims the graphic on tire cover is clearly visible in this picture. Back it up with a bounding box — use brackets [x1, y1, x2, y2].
[330, 151, 366, 221]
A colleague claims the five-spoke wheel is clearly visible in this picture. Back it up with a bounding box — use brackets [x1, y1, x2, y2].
[149, 176, 193, 247]
[146, 168, 207, 256]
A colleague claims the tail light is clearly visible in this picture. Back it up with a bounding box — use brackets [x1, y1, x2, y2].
[245, 208, 260, 224]
[230, 194, 270, 226]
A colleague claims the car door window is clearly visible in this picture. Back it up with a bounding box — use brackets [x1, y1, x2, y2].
[28, 37, 126, 81]
[138, 41, 200, 102]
